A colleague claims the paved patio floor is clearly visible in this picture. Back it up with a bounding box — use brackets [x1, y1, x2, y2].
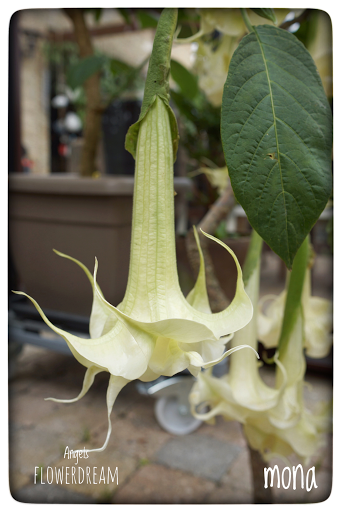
[8, 252, 333, 505]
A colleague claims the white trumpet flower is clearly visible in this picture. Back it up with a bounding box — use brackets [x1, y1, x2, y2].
[190, 234, 331, 463]
[190, 233, 285, 425]
[258, 269, 332, 359]
[14, 95, 255, 452]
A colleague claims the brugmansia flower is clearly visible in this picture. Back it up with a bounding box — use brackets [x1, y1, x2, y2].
[190, 234, 331, 463]
[244, 305, 332, 463]
[193, 35, 239, 107]
[191, 164, 229, 196]
[258, 268, 332, 359]
[190, 231, 285, 423]
[13, 9, 255, 452]
[176, 9, 301, 106]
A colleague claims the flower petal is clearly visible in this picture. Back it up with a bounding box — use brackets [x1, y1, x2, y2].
[92, 258, 218, 343]
[186, 226, 211, 314]
[86, 375, 129, 453]
[53, 250, 116, 338]
[45, 365, 103, 403]
[13, 291, 153, 380]
[181, 231, 253, 338]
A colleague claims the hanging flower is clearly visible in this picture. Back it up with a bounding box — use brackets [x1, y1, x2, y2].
[190, 234, 331, 463]
[191, 164, 229, 196]
[13, 9, 255, 452]
[194, 35, 239, 106]
[258, 268, 332, 359]
[190, 232, 285, 424]
[245, 307, 332, 463]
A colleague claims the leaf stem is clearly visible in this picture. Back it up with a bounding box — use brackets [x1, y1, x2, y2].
[240, 8, 254, 34]
[277, 236, 309, 357]
[242, 229, 263, 287]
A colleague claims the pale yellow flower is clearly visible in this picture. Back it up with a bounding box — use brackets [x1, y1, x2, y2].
[190, 241, 286, 425]
[14, 97, 254, 452]
[190, 235, 331, 463]
[258, 269, 332, 359]
[245, 309, 332, 463]
[194, 35, 239, 106]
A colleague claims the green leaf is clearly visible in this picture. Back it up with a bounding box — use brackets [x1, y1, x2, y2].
[109, 58, 133, 76]
[67, 55, 107, 90]
[136, 9, 158, 29]
[251, 8, 277, 24]
[221, 25, 332, 269]
[170, 59, 199, 100]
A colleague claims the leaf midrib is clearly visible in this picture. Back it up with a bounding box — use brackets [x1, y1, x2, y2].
[253, 26, 288, 256]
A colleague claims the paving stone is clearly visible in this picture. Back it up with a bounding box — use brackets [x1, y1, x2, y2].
[114, 463, 216, 504]
[198, 417, 247, 448]
[90, 411, 172, 461]
[9, 385, 63, 428]
[205, 449, 253, 504]
[155, 434, 242, 482]
[9, 423, 80, 476]
[11, 483, 96, 504]
[9, 471, 31, 494]
[205, 482, 253, 504]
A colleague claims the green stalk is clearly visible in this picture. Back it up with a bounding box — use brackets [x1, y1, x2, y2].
[240, 8, 254, 34]
[242, 229, 263, 286]
[125, 8, 179, 162]
[277, 236, 309, 358]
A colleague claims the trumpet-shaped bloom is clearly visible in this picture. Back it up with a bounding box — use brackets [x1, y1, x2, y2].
[258, 269, 332, 359]
[194, 35, 239, 107]
[190, 234, 331, 463]
[190, 241, 285, 424]
[245, 308, 332, 463]
[14, 96, 254, 452]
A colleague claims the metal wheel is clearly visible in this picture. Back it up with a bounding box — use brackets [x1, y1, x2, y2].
[154, 395, 202, 435]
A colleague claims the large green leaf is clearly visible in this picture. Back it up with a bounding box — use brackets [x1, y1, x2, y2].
[221, 25, 332, 269]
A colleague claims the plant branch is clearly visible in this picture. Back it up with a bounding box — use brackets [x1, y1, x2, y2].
[64, 8, 103, 176]
[240, 8, 254, 34]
